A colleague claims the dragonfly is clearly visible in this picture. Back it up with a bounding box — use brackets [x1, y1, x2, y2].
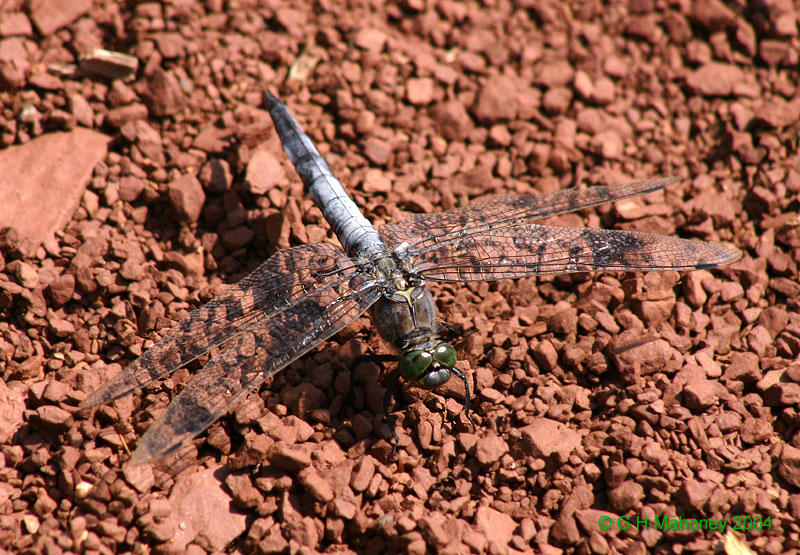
[82, 92, 742, 464]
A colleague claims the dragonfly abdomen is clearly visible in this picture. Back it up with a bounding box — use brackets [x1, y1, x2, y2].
[265, 91, 384, 257]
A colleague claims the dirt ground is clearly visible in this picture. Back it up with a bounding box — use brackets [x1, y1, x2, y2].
[1, 0, 799, 553]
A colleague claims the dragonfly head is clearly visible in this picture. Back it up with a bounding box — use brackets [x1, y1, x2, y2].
[398, 342, 457, 389]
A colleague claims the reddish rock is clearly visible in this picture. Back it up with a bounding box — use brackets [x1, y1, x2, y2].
[0, 381, 25, 444]
[517, 418, 580, 460]
[361, 169, 392, 193]
[591, 77, 616, 104]
[747, 325, 773, 358]
[573, 70, 593, 100]
[770, 278, 800, 298]
[471, 74, 518, 123]
[9, 260, 38, 288]
[193, 124, 231, 153]
[79, 49, 139, 80]
[0, 128, 108, 245]
[542, 87, 572, 115]
[533, 340, 558, 371]
[611, 337, 674, 380]
[759, 306, 789, 337]
[142, 68, 186, 117]
[46, 273, 75, 306]
[274, 7, 306, 37]
[779, 445, 800, 488]
[167, 174, 206, 223]
[474, 506, 516, 547]
[458, 51, 487, 73]
[683, 378, 719, 409]
[682, 272, 708, 307]
[592, 129, 623, 159]
[723, 351, 761, 383]
[0, 13, 33, 37]
[549, 307, 578, 334]
[550, 514, 580, 545]
[625, 15, 662, 42]
[28, 71, 63, 90]
[740, 417, 773, 444]
[134, 120, 164, 163]
[755, 98, 800, 129]
[417, 514, 451, 549]
[297, 467, 334, 503]
[350, 455, 376, 492]
[535, 60, 574, 87]
[0, 63, 25, 90]
[685, 63, 745, 96]
[760, 39, 791, 66]
[679, 479, 715, 511]
[244, 149, 285, 195]
[362, 137, 391, 166]
[169, 464, 247, 552]
[354, 28, 387, 53]
[118, 176, 147, 202]
[29, 0, 92, 35]
[689, 0, 737, 32]
[35, 405, 73, 431]
[226, 473, 264, 510]
[153, 32, 186, 59]
[406, 77, 435, 106]
[268, 442, 312, 472]
[106, 104, 148, 127]
[488, 124, 512, 147]
[474, 432, 509, 465]
[608, 480, 644, 512]
[764, 383, 800, 407]
[431, 101, 474, 141]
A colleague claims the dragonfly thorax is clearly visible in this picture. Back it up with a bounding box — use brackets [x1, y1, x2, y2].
[370, 282, 437, 348]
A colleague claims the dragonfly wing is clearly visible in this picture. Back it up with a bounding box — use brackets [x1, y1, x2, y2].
[129, 274, 381, 463]
[380, 177, 678, 249]
[81, 243, 358, 407]
[412, 224, 742, 282]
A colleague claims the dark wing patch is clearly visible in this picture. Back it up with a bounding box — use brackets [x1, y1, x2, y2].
[128, 271, 381, 463]
[81, 243, 358, 407]
[409, 224, 742, 282]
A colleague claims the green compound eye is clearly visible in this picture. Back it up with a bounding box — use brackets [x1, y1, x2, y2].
[432, 342, 457, 368]
[398, 350, 433, 380]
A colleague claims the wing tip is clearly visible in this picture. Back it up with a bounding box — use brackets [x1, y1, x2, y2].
[128, 445, 156, 466]
[79, 380, 136, 408]
[128, 423, 193, 465]
[80, 386, 118, 408]
[79, 394, 101, 409]
[631, 175, 680, 194]
[695, 241, 743, 269]
[657, 175, 681, 187]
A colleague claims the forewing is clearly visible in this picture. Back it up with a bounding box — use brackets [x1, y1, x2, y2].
[129, 274, 381, 463]
[411, 224, 742, 282]
[380, 177, 678, 249]
[81, 243, 358, 407]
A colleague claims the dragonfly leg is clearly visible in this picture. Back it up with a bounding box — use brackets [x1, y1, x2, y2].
[452, 367, 476, 431]
[383, 369, 402, 455]
[436, 322, 478, 342]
